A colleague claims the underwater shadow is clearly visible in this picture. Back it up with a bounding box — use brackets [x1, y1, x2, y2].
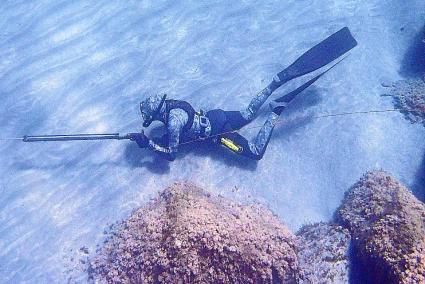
[348, 244, 372, 284]
[272, 114, 315, 140]
[123, 139, 258, 172]
[183, 141, 259, 171]
[273, 88, 323, 139]
[412, 152, 425, 202]
[400, 24, 425, 78]
[284, 87, 324, 113]
[123, 143, 170, 174]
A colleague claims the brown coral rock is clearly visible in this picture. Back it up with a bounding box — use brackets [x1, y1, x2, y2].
[297, 223, 351, 284]
[337, 171, 425, 284]
[89, 182, 299, 283]
[390, 79, 425, 126]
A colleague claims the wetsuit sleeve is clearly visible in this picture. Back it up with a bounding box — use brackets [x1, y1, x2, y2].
[147, 110, 187, 161]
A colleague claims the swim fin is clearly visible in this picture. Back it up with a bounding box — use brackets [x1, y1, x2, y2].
[274, 27, 357, 87]
[274, 56, 347, 104]
[270, 55, 347, 114]
[269, 67, 329, 115]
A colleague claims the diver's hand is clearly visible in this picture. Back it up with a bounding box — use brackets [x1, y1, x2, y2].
[129, 131, 149, 148]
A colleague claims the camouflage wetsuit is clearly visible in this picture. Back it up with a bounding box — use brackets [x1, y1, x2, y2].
[138, 77, 282, 161]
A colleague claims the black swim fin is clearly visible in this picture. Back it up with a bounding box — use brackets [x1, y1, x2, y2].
[274, 27, 357, 87]
[274, 56, 347, 104]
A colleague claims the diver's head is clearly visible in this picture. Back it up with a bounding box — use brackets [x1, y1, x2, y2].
[139, 93, 166, 127]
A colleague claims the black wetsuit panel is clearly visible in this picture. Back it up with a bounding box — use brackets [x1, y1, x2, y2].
[206, 109, 263, 160]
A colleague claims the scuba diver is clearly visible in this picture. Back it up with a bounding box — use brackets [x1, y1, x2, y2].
[19, 27, 357, 161]
[128, 27, 358, 161]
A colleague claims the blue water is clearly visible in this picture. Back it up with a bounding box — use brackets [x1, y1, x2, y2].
[0, 1, 424, 282]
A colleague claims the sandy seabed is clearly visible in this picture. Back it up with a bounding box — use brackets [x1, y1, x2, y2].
[0, 1, 424, 282]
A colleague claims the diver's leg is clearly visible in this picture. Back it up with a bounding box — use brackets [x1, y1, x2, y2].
[250, 111, 280, 159]
[208, 84, 283, 137]
[240, 79, 281, 122]
[219, 111, 280, 160]
[207, 108, 254, 133]
[223, 79, 281, 130]
[233, 28, 358, 124]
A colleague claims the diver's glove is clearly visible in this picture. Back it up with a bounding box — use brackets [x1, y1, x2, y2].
[129, 131, 149, 148]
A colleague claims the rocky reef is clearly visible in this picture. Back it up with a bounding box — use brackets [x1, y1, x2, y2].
[337, 171, 425, 284]
[86, 172, 425, 283]
[89, 183, 299, 283]
[389, 23, 425, 126]
[297, 223, 351, 284]
[389, 79, 425, 126]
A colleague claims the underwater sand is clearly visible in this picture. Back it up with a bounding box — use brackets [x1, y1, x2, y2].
[0, 0, 424, 282]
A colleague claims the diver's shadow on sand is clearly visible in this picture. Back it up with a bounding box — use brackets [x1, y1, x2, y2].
[273, 88, 323, 139]
[186, 142, 259, 171]
[124, 140, 258, 172]
[124, 143, 171, 174]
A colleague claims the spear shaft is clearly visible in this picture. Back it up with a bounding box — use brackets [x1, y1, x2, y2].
[22, 133, 131, 142]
